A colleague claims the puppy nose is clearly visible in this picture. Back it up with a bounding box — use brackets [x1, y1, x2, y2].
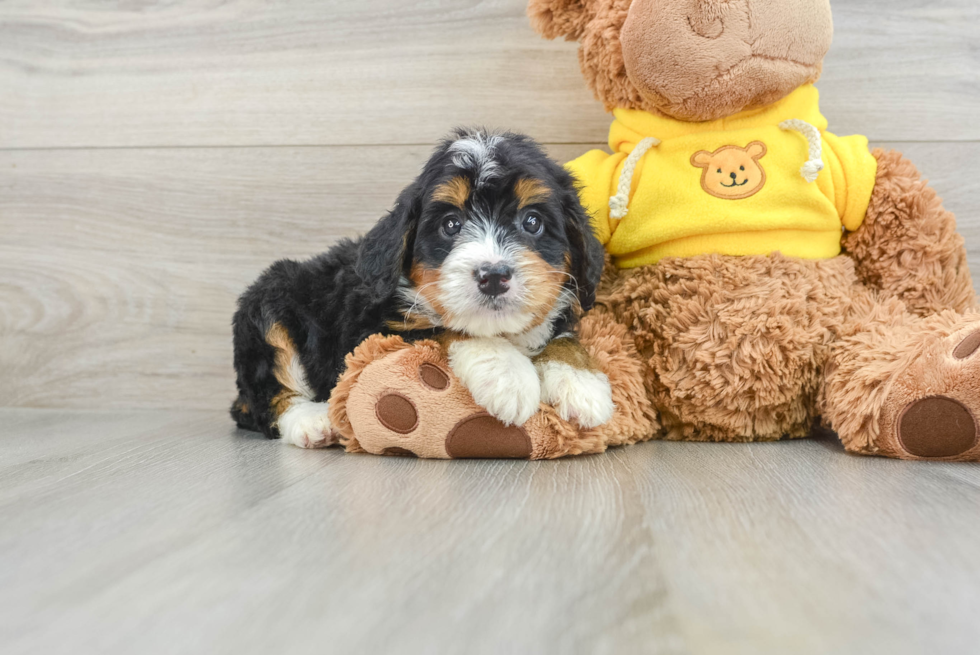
[475, 262, 513, 297]
[730, 172, 737, 179]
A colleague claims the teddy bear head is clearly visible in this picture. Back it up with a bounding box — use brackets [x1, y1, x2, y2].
[529, 0, 834, 122]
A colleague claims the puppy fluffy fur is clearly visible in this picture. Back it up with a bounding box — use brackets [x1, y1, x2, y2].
[231, 129, 609, 447]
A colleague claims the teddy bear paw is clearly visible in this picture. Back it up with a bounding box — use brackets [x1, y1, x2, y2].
[883, 326, 980, 461]
[344, 342, 541, 459]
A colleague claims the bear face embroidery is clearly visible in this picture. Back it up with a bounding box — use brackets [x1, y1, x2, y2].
[691, 142, 768, 200]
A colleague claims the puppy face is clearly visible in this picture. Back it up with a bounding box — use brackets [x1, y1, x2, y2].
[358, 130, 604, 345]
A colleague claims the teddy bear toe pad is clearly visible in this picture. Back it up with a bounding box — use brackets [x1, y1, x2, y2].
[418, 363, 450, 390]
[445, 414, 532, 459]
[953, 329, 980, 360]
[375, 392, 419, 434]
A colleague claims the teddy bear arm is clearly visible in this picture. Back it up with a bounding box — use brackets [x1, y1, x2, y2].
[841, 148, 976, 316]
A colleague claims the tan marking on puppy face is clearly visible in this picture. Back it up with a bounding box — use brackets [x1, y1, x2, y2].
[515, 178, 552, 209]
[532, 337, 597, 371]
[691, 142, 768, 200]
[409, 264, 447, 316]
[395, 263, 450, 331]
[266, 322, 306, 417]
[518, 251, 567, 328]
[431, 176, 471, 209]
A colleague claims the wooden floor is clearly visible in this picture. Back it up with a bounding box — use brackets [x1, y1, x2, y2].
[3, 1, 980, 652]
[2, 408, 979, 655]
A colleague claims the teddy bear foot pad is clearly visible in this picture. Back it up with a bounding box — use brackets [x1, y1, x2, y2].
[897, 396, 976, 459]
[373, 387, 533, 458]
[345, 342, 543, 459]
[883, 327, 980, 461]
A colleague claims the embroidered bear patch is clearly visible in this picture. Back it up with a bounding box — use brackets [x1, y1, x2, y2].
[691, 142, 768, 200]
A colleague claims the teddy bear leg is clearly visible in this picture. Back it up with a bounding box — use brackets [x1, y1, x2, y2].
[598, 255, 854, 443]
[842, 148, 976, 316]
[327, 310, 658, 460]
[821, 299, 980, 462]
[328, 335, 628, 460]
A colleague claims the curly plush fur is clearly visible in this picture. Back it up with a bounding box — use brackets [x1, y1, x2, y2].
[597, 253, 856, 442]
[590, 148, 977, 451]
[844, 149, 976, 316]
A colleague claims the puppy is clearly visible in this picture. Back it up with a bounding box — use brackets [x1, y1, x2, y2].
[231, 129, 612, 448]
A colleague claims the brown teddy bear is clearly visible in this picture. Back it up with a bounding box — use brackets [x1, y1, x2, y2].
[328, 0, 980, 462]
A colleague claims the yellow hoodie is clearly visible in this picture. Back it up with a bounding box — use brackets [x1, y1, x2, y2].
[567, 85, 878, 268]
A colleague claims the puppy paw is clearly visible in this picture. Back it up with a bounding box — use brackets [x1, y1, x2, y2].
[277, 401, 337, 449]
[448, 337, 540, 426]
[537, 362, 615, 429]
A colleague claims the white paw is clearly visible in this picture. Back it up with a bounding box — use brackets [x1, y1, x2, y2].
[276, 401, 336, 449]
[448, 337, 541, 426]
[538, 362, 615, 429]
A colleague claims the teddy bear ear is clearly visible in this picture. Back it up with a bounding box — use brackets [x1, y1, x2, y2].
[527, 0, 594, 40]
[746, 141, 768, 159]
[690, 151, 713, 168]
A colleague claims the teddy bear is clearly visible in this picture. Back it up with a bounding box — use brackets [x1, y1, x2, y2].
[326, 0, 980, 462]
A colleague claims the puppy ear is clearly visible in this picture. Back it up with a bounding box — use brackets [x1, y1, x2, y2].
[355, 183, 422, 295]
[561, 185, 606, 312]
[528, 0, 594, 40]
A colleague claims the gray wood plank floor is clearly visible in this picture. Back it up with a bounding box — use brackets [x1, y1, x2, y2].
[2, 409, 979, 655]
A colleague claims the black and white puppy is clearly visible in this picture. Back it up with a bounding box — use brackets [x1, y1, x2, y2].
[231, 129, 612, 448]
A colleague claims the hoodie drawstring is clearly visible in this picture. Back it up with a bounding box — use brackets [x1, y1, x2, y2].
[779, 119, 824, 183]
[609, 137, 660, 220]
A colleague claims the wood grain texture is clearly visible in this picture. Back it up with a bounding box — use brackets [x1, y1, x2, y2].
[1, 408, 978, 654]
[1, 0, 978, 149]
[2, 142, 979, 410]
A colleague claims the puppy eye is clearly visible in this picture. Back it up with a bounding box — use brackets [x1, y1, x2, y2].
[717, 168, 722, 173]
[442, 216, 462, 237]
[740, 165, 745, 171]
[521, 212, 543, 236]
